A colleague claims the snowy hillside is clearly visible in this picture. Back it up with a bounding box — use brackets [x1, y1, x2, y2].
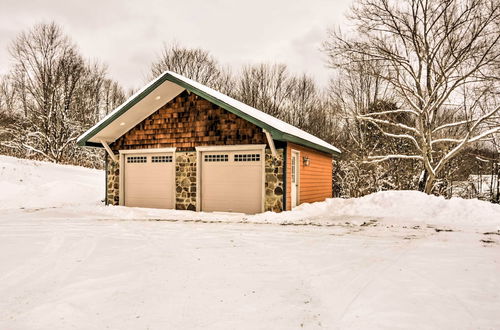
[0, 155, 104, 209]
[1, 156, 499, 329]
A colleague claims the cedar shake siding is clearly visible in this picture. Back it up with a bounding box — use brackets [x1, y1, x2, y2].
[285, 142, 333, 211]
[111, 91, 267, 151]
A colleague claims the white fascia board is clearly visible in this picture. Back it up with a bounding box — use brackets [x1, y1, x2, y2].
[195, 145, 266, 152]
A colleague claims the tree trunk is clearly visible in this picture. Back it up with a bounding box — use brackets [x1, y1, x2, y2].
[496, 162, 499, 203]
[418, 169, 428, 192]
[424, 174, 436, 194]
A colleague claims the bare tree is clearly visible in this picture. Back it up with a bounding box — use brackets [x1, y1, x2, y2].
[102, 79, 126, 115]
[325, 60, 418, 196]
[149, 43, 232, 93]
[3, 22, 125, 166]
[324, 0, 500, 193]
[235, 63, 296, 119]
[6, 22, 86, 162]
[0, 75, 17, 114]
[286, 74, 319, 128]
[0, 74, 20, 156]
[328, 59, 391, 156]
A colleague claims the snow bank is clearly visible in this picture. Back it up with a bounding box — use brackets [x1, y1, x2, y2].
[1, 155, 499, 230]
[261, 191, 500, 230]
[0, 155, 103, 209]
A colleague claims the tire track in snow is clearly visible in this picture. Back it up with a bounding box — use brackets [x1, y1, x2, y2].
[0, 221, 101, 323]
[335, 236, 419, 326]
[0, 226, 65, 285]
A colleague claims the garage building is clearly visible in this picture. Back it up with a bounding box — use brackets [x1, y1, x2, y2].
[77, 71, 341, 213]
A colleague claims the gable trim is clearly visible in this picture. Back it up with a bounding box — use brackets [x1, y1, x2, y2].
[77, 73, 175, 147]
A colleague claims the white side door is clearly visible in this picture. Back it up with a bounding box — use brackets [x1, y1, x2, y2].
[291, 151, 299, 208]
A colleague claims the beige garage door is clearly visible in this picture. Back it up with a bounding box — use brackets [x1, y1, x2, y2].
[124, 152, 174, 209]
[201, 150, 263, 214]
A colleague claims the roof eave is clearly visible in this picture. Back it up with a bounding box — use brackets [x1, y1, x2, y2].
[77, 71, 174, 147]
[83, 141, 104, 148]
[277, 133, 341, 156]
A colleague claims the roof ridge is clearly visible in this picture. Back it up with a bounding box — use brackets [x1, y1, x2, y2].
[165, 71, 341, 154]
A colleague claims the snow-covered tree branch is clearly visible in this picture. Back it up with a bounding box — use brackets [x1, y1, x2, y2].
[324, 0, 500, 193]
[2, 22, 125, 166]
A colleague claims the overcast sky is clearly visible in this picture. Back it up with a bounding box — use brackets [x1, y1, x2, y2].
[0, 0, 353, 90]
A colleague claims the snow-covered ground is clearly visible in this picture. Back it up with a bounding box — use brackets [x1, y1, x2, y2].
[1, 155, 499, 329]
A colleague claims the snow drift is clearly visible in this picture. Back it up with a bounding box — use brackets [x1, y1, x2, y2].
[1, 155, 499, 230]
[271, 191, 500, 229]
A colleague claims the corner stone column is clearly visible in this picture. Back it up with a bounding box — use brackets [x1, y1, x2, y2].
[264, 148, 284, 212]
[175, 151, 197, 210]
[106, 154, 120, 205]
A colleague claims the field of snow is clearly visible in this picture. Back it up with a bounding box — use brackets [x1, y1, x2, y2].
[1, 155, 500, 329]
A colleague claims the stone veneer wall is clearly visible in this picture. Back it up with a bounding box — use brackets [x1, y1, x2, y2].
[175, 151, 197, 210]
[106, 154, 120, 206]
[105, 149, 284, 212]
[264, 148, 284, 212]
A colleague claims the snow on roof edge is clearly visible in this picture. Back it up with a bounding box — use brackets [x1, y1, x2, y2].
[166, 71, 341, 154]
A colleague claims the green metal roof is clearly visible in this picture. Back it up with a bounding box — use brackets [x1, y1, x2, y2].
[77, 71, 341, 156]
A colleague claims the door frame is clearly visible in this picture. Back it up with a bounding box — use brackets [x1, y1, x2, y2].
[291, 149, 300, 208]
[119, 147, 177, 207]
[195, 144, 266, 213]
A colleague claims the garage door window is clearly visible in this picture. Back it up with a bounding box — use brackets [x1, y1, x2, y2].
[234, 154, 261, 162]
[152, 155, 173, 163]
[204, 154, 228, 162]
[127, 156, 147, 163]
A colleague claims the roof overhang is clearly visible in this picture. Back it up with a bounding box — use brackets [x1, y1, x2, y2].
[77, 71, 341, 156]
[77, 75, 185, 146]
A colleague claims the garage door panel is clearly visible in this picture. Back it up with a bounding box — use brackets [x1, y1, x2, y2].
[124, 152, 174, 209]
[201, 200, 261, 214]
[125, 179, 171, 188]
[203, 178, 260, 189]
[125, 197, 171, 209]
[125, 180, 171, 188]
[201, 150, 263, 214]
[125, 188, 170, 198]
[202, 172, 260, 182]
[202, 193, 261, 212]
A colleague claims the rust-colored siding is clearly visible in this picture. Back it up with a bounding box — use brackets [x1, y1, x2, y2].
[111, 91, 266, 151]
[285, 142, 333, 210]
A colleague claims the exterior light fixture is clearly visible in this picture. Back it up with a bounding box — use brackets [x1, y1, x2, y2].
[120, 122, 125, 126]
[303, 156, 310, 166]
[155, 96, 161, 100]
